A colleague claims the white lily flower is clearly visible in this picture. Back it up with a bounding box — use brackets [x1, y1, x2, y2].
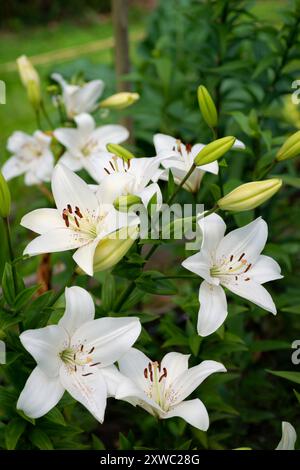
[2, 131, 54, 186]
[114, 348, 226, 430]
[276, 422, 297, 450]
[21, 163, 138, 276]
[182, 214, 283, 337]
[92, 154, 164, 209]
[52, 73, 104, 118]
[17, 286, 141, 422]
[153, 133, 245, 193]
[53, 113, 129, 180]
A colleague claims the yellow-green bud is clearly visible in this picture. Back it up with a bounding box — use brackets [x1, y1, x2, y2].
[194, 136, 236, 166]
[106, 143, 135, 162]
[197, 85, 218, 129]
[276, 130, 300, 161]
[0, 171, 11, 218]
[217, 178, 282, 212]
[114, 195, 142, 212]
[99, 92, 140, 109]
[93, 226, 139, 273]
[17, 55, 41, 109]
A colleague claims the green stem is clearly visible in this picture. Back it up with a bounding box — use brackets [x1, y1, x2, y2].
[258, 160, 277, 180]
[41, 101, 54, 129]
[35, 109, 42, 130]
[167, 164, 196, 205]
[3, 217, 18, 294]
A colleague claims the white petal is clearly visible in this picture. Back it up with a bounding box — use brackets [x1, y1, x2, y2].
[197, 281, 228, 336]
[74, 113, 95, 136]
[59, 151, 83, 171]
[20, 325, 68, 377]
[164, 399, 209, 431]
[1, 156, 26, 180]
[115, 376, 160, 414]
[171, 360, 226, 404]
[71, 317, 141, 367]
[248, 254, 283, 284]
[54, 128, 83, 153]
[101, 365, 126, 398]
[51, 163, 98, 214]
[58, 286, 95, 336]
[118, 347, 151, 390]
[198, 213, 226, 255]
[224, 278, 277, 314]
[91, 124, 129, 147]
[216, 217, 267, 265]
[33, 152, 54, 182]
[153, 133, 176, 154]
[23, 228, 86, 256]
[276, 422, 297, 450]
[233, 139, 246, 149]
[139, 182, 162, 209]
[96, 172, 135, 204]
[197, 160, 219, 175]
[161, 352, 190, 390]
[59, 366, 107, 423]
[181, 251, 214, 284]
[74, 80, 104, 114]
[24, 170, 40, 186]
[21, 208, 65, 234]
[7, 131, 30, 153]
[17, 367, 64, 419]
[73, 239, 99, 276]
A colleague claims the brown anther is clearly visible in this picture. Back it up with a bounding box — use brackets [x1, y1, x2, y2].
[82, 373, 93, 377]
[235, 276, 238, 281]
[88, 347, 95, 354]
[186, 143, 192, 153]
[230, 255, 233, 262]
[75, 206, 83, 218]
[127, 159, 131, 169]
[90, 362, 101, 367]
[144, 368, 148, 379]
[245, 277, 250, 281]
[159, 367, 168, 382]
[80, 345, 84, 352]
[74, 217, 80, 228]
[104, 168, 110, 175]
[244, 263, 252, 273]
[73, 353, 76, 360]
[109, 161, 115, 171]
[62, 209, 69, 227]
[238, 253, 245, 261]
[75, 365, 77, 372]
[67, 204, 73, 214]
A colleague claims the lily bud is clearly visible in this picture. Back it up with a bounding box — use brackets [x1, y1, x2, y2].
[106, 143, 134, 162]
[197, 85, 218, 129]
[17, 55, 41, 110]
[194, 136, 236, 166]
[276, 130, 300, 161]
[217, 178, 282, 212]
[0, 171, 11, 218]
[114, 195, 142, 212]
[93, 226, 139, 273]
[99, 92, 140, 109]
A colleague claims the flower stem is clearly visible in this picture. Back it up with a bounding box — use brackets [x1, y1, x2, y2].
[3, 217, 18, 294]
[41, 101, 54, 129]
[167, 163, 196, 205]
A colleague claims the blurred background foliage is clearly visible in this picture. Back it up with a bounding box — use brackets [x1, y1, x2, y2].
[0, 0, 300, 450]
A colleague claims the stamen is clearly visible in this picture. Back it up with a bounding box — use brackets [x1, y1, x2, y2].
[82, 373, 93, 377]
[90, 362, 101, 367]
[186, 143, 192, 153]
[74, 217, 80, 228]
[75, 365, 77, 372]
[144, 368, 148, 379]
[245, 277, 250, 281]
[104, 168, 110, 175]
[62, 209, 69, 227]
[238, 253, 245, 261]
[67, 204, 73, 214]
[230, 255, 233, 262]
[109, 161, 115, 171]
[235, 275, 238, 281]
[75, 207, 83, 218]
[244, 263, 252, 273]
[127, 159, 131, 169]
[148, 363, 153, 382]
[88, 347, 95, 354]
[80, 345, 84, 352]
[159, 367, 168, 382]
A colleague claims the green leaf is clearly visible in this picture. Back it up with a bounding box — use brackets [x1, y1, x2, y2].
[293, 389, 300, 404]
[30, 428, 54, 450]
[271, 174, 300, 189]
[23, 290, 53, 329]
[44, 407, 66, 426]
[118, 432, 133, 450]
[167, 169, 175, 198]
[249, 340, 291, 352]
[2, 263, 16, 305]
[267, 370, 300, 385]
[92, 434, 106, 450]
[13, 285, 40, 311]
[5, 418, 26, 450]
[101, 273, 116, 312]
[136, 271, 177, 295]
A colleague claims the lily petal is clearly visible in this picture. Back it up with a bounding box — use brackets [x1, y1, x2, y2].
[118, 347, 150, 390]
[199, 213, 226, 255]
[23, 228, 86, 256]
[248, 254, 283, 284]
[74, 113, 95, 136]
[161, 352, 190, 389]
[51, 163, 98, 214]
[224, 277, 277, 314]
[17, 366, 64, 419]
[182, 251, 214, 284]
[91, 124, 129, 147]
[101, 365, 127, 398]
[73, 239, 99, 276]
[164, 399, 209, 431]
[276, 422, 297, 450]
[197, 281, 228, 336]
[171, 359, 226, 404]
[20, 325, 68, 377]
[59, 286, 95, 337]
[21, 208, 65, 234]
[71, 317, 141, 367]
[59, 366, 107, 423]
[2, 156, 27, 180]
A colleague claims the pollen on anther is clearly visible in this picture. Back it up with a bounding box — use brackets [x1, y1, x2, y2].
[88, 347, 95, 354]
[230, 254, 233, 262]
[238, 253, 245, 261]
[67, 204, 73, 214]
[144, 368, 148, 379]
[75, 206, 83, 218]
[244, 263, 252, 273]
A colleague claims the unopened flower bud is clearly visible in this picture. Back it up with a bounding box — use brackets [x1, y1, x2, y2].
[99, 92, 140, 109]
[276, 130, 300, 161]
[197, 85, 218, 129]
[0, 171, 11, 218]
[114, 195, 142, 212]
[194, 136, 236, 166]
[17, 55, 41, 109]
[217, 178, 282, 212]
[106, 143, 134, 162]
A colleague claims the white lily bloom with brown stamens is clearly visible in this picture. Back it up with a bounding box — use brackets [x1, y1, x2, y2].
[153, 133, 245, 193]
[276, 422, 297, 450]
[53, 113, 129, 180]
[182, 214, 283, 336]
[21, 163, 138, 276]
[112, 348, 226, 430]
[17, 286, 141, 422]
